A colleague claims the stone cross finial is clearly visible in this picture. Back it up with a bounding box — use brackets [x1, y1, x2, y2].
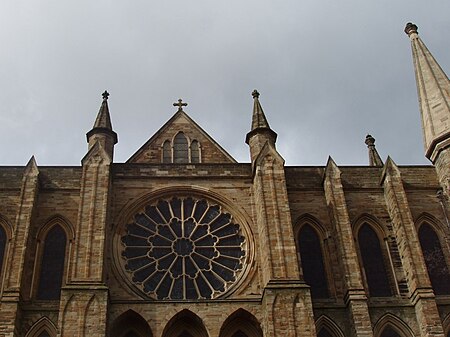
[365, 134, 375, 147]
[252, 90, 260, 99]
[173, 99, 187, 111]
[102, 90, 110, 100]
[405, 22, 418, 36]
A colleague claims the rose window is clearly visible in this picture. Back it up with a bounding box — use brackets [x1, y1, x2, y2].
[121, 196, 247, 300]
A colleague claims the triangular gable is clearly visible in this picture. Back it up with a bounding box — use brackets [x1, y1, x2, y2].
[127, 110, 237, 164]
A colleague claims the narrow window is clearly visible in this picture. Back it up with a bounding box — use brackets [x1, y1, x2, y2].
[358, 223, 392, 297]
[38, 332, 51, 337]
[232, 332, 248, 337]
[37, 225, 67, 300]
[163, 140, 171, 163]
[317, 329, 333, 337]
[173, 133, 189, 163]
[0, 226, 6, 276]
[191, 140, 200, 163]
[380, 327, 401, 337]
[298, 224, 329, 298]
[124, 332, 140, 337]
[419, 223, 450, 295]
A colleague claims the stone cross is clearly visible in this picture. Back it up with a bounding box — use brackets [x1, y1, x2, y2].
[102, 90, 109, 100]
[173, 99, 187, 111]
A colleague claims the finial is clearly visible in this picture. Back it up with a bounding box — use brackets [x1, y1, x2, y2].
[404, 22, 418, 36]
[102, 90, 110, 100]
[365, 134, 376, 147]
[252, 90, 260, 99]
[173, 98, 188, 111]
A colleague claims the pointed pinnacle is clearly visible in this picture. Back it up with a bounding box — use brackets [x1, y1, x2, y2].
[404, 22, 418, 36]
[365, 134, 383, 166]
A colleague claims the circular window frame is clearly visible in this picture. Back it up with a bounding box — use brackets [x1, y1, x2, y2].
[112, 186, 255, 301]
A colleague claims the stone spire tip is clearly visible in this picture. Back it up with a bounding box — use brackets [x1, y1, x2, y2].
[365, 134, 375, 146]
[252, 90, 260, 99]
[102, 90, 109, 101]
[405, 22, 418, 36]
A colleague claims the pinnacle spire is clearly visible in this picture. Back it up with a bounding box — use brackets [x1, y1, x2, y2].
[86, 90, 118, 149]
[245, 90, 277, 145]
[93, 90, 113, 130]
[405, 23, 450, 162]
[250, 89, 271, 130]
[365, 134, 383, 166]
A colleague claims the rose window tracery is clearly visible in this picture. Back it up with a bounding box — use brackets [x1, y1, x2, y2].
[121, 196, 247, 300]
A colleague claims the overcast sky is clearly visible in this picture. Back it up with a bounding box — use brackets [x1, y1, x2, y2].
[1, 1, 449, 166]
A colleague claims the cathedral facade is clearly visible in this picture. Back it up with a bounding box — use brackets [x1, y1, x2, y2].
[0, 23, 449, 337]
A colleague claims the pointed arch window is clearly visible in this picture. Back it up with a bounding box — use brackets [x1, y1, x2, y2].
[298, 224, 329, 298]
[358, 223, 392, 297]
[191, 140, 200, 163]
[317, 329, 334, 337]
[163, 140, 171, 163]
[0, 225, 6, 278]
[380, 327, 402, 337]
[418, 223, 450, 295]
[38, 332, 51, 337]
[174, 132, 189, 163]
[37, 225, 67, 300]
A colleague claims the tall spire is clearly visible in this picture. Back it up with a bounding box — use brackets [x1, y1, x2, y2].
[405, 23, 450, 162]
[245, 90, 277, 145]
[365, 134, 383, 166]
[93, 90, 114, 130]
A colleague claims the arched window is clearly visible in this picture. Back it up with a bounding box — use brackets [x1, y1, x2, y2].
[418, 223, 450, 295]
[380, 327, 402, 337]
[358, 223, 392, 297]
[37, 225, 67, 300]
[38, 332, 51, 337]
[173, 133, 189, 163]
[231, 332, 248, 337]
[298, 224, 329, 298]
[191, 140, 200, 163]
[317, 329, 334, 337]
[163, 140, 171, 163]
[0, 225, 6, 277]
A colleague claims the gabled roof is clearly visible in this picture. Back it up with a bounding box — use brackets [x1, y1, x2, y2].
[126, 110, 237, 164]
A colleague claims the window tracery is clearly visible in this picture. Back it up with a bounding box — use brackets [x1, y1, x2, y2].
[161, 133, 201, 163]
[121, 196, 247, 300]
[357, 223, 392, 297]
[297, 224, 329, 298]
[418, 223, 450, 295]
[36, 225, 67, 300]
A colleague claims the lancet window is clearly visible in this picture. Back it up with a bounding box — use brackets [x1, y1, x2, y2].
[357, 223, 392, 297]
[418, 223, 450, 295]
[0, 225, 6, 279]
[161, 132, 201, 163]
[297, 224, 329, 298]
[380, 327, 402, 337]
[36, 225, 67, 300]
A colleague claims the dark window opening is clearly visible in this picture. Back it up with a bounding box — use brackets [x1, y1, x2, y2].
[232, 331, 249, 337]
[380, 327, 402, 337]
[0, 226, 6, 276]
[38, 331, 51, 337]
[419, 223, 450, 295]
[174, 133, 189, 163]
[191, 140, 200, 163]
[317, 329, 334, 337]
[37, 225, 67, 300]
[163, 140, 171, 163]
[358, 223, 392, 297]
[298, 224, 329, 298]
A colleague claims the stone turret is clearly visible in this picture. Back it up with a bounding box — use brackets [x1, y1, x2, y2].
[86, 91, 118, 159]
[245, 90, 277, 163]
[405, 23, 450, 193]
[365, 134, 383, 166]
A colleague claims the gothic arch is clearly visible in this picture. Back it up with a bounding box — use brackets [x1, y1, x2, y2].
[32, 215, 74, 300]
[315, 315, 345, 337]
[0, 214, 12, 293]
[110, 309, 153, 337]
[219, 308, 263, 337]
[25, 316, 58, 337]
[162, 309, 209, 337]
[416, 214, 450, 295]
[353, 215, 394, 297]
[294, 214, 332, 299]
[373, 313, 414, 337]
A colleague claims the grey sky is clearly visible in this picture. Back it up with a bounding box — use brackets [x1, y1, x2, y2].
[1, 1, 449, 166]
